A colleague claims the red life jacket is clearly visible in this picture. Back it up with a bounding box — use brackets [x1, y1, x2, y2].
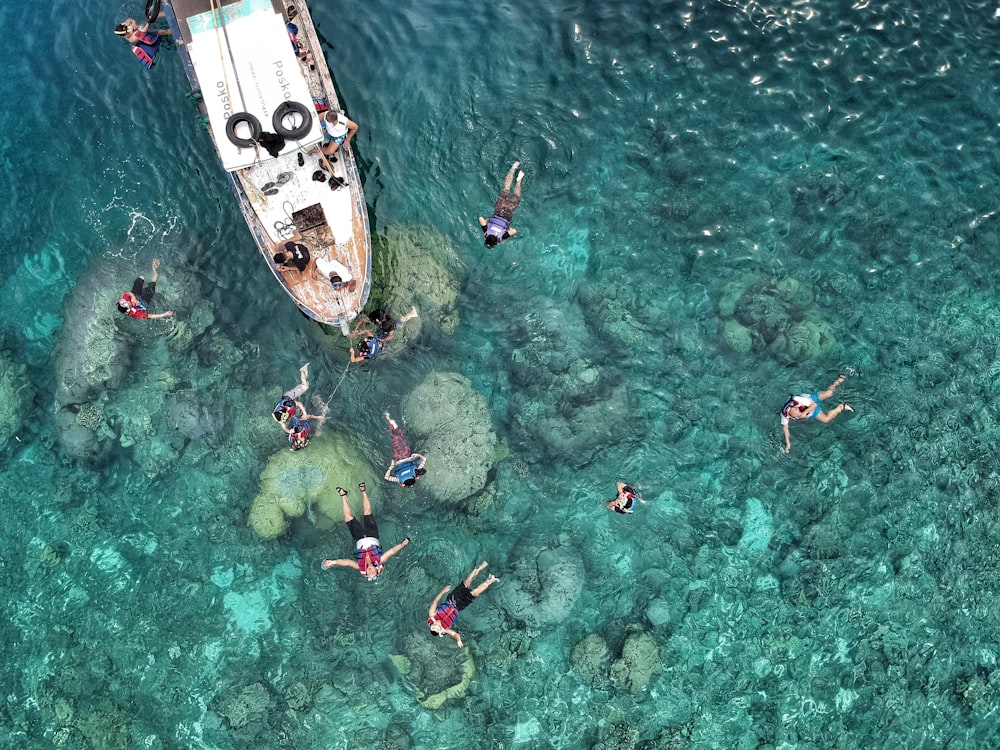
[430, 602, 458, 631]
[131, 31, 159, 69]
[355, 543, 383, 578]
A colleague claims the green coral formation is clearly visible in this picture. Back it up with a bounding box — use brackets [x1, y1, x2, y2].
[248, 431, 378, 539]
[571, 632, 612, 685]
[609, 630, 662, 694]
[717, 273, 836, 361]
[218, 682, 270, 729]
[0, 347, 33, 443]
[390, 632, 476, 710]
[368, 223, 462, 337]
[402, 372, 497, 503]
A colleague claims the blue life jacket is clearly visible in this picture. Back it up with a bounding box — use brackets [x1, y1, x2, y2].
[361, 337, 383, 359]
[132, 31, 160, 69]
[395, 459, 419, 484]
[484, 215, 510, 243]
[286, 21, 301, 55]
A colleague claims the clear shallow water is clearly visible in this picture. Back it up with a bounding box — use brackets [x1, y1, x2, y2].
[5, 0, 1000, 747]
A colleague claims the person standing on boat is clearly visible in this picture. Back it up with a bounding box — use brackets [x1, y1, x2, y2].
[780, 374, 854, 454]
[272, 363, 310, 425]
[319, 111, 358, 160]
[480, 161, 525, 248]
[284, 5, 313, 66]
[320, 483, 411, 583]
[114, 14, 171, 69]
[382, 412, 427, 487]
[427, 562, 500, 648]
[116, 259, 174, 320]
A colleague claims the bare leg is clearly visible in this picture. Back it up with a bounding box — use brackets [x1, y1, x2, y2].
[299, 362, 310, 390]
[385, 412, 397, 430]
[818, 374, 847, 400]
[513, 170, 524, 199]
[471, 574, 500, 597]
[464, 561, 489, 587]
[502, 161, 520, 191]
[399, 306, 419, 324]
[339, 489, 353, 522]
[361, 486, 373, 516]
[151, 258, 160, 283]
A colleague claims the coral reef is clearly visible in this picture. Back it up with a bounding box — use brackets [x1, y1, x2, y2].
[218, 682, 270, 729]
[248, 431, 377, 539]
[390, 632, 475, 710]
[717, 274, 836, 361]
[498, 544, 585, 627]
[0, 346, 34, 443]
[609, 630, 662, 694]
[401, 372, 497, 503]
[570, 632, 611, 685]
[363, 223, 463, 345]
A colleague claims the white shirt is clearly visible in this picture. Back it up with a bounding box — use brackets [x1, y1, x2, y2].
[316, 256, 353, 283]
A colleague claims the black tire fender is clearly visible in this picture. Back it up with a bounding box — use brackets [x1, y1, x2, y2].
[225, 112, 262, 148]
[272, 101, 313, 140]
[145, 0, 162, 23]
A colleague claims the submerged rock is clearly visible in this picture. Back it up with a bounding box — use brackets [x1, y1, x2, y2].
[497, 545, 585, 627]
[248, 431, 377, 540]
[0, 345, 34, 443]
[402, 372, 497, 504]
[390, 632, 475, 710]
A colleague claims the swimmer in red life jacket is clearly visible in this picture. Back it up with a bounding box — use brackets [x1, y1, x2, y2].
[116, 259, 174, 320]
[427, 561, 500, 648]
[607, 482, 646, 514]
[320, 483, 411, 583]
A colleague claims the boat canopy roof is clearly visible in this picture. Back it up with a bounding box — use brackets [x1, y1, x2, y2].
[186, 0, 322, 171]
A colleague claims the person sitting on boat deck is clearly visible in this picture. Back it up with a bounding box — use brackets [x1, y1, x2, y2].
[351, 307, 419, 343]
[284, 5, 313, 66]
[319, 110, 358, 159]
[114, 14, 171, 69]
[116, 259, 174, 320]
[320, 483, 411, 583]
[427, 561, 500, 648]
[479, 161, 525, 248]
[272, 362, 310, 425]
[315, 256, 358, 292]
[780, 374, 854, 454]
[607, 482, 646, 514]
[281, 400, 327, 451]
[272, 231, 312, 279]
[382, 412, 427, 487]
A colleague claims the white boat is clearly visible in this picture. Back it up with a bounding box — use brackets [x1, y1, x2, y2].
[162, 0, 370, 331]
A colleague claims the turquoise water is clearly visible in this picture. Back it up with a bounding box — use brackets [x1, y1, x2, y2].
[5, 0, 1000, 746]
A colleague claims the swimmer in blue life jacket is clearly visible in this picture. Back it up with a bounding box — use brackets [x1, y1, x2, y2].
[114, 13, 171, 69]
[479, 161, 525, 248]
[607, 482, 646, 514]
[271, 362, 310, 425]
[320, 483, 411, 583]
[780, 374, 854, 454]
[427, 561, 500, 648]
[383, 412, 427, 487]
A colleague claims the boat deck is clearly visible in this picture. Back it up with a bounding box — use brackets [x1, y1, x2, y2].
[165, 0, 370, 328]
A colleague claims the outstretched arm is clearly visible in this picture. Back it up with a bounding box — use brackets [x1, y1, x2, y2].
[380, 537, 410, 563]
[321, 558, 360, 571]
[413, 454, 428, 469]
[782, 423, 792, 453]
[148, 311, 174, 319]
[445, 628, 463, 648]
[384, 463, 400, 483]
[428, 585, 449, 618]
